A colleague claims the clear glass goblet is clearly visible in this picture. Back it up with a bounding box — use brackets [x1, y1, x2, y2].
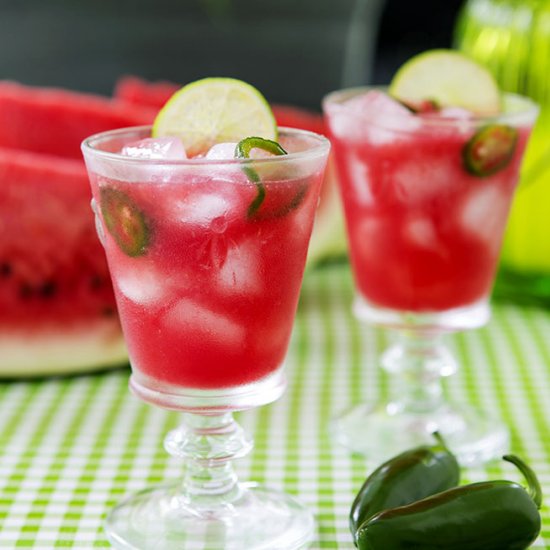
[323, 89, 538, 465]
[82, 126, 330, 549]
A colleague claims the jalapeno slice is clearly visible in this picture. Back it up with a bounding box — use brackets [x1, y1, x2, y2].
[463, 124, 518, 177]
[234, 136, 302, 218]
[99, 187, 150, 257]
[400, 98, 440, 114]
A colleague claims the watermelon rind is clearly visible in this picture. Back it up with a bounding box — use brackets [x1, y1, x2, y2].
[0, 319, 128, 377]
[306, 159, 348, 267]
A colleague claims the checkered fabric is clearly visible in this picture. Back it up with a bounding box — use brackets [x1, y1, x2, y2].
[0, 264, 549, 548]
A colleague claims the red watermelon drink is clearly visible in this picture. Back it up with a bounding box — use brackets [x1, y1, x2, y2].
[81, 78, 329, 550]
[324, 89, 536, 319]
[323, 51, 538, 467]
[84, 127, 327, 405]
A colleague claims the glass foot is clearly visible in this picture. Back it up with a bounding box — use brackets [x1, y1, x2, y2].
[332, 401, 509, 467]
[105, 481, 315, 550]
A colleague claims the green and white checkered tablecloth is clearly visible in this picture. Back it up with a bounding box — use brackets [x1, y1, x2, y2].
[0, 264, 549, 548]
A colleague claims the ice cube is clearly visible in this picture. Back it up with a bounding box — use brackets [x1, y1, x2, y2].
[460, 184, 510, 254]
[330, 91, 419, 145]
[216, 238, 263, 297]
[122, 137, 186, 160]
[405, 216, 440, 250]
[352, 217, 387, 266]
[115, 263, 171, 306]
[392, 156, 456, 204]
[347, 90, 412, 119]
[171, 192, 232, 226]
[205, 142, 238, 160]
[165, 298, 245, 345]
[439, 107, 473, 119]
[426, 107, 475, 137]
[205, 141, 276, 161]
[348, 152, 374, 206]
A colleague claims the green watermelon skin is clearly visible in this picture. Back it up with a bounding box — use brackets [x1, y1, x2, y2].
[0, 81, 155, 159]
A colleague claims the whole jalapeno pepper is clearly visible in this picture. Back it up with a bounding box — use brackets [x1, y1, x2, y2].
[356, 454, 542, 550]
[349, 432, 459, 540]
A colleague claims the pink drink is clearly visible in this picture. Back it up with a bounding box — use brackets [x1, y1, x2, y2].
[324, 90, 535, 313]
[84, 128, 327, 392]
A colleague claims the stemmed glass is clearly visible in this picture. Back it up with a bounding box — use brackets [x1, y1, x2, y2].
[323, 89, 538, 465]
[82, 126, 329, 549]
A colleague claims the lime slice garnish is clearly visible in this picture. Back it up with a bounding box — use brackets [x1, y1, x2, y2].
[152, 78, 277, 156]
[234, 137, 288, 218]
[389, 49, 501, 116]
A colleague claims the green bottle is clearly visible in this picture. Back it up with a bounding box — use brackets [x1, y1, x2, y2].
[455, 0, 550, 304]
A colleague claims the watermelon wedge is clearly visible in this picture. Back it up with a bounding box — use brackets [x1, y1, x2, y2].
[0, 82, 158, 376]
[114, 75, 179, 109]
[0, 146, 127, 376]
[113, 75, 348, 266]
[0, 81, 156, 159]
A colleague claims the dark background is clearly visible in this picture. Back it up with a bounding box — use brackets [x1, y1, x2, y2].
[374, 0, 465, 84]
[0, 0, 465, 110]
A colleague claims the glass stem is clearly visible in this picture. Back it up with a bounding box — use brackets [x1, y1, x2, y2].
[382, 330, 458, 415]
[164, 412, 253, 514]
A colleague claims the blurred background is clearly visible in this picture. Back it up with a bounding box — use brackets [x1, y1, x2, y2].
[0, 0, 464, 109]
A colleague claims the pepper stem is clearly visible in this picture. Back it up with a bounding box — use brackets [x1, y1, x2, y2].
[432, 431, 450, 451]
[503, 454, 542, 509]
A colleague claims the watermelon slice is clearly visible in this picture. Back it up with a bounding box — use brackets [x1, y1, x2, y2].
[113, 75, 348, 266]
[0, 81, 156, 159]
[114, 75, 179, 109]
[0, 147, 127, 376]
[0, 82, 158, 376]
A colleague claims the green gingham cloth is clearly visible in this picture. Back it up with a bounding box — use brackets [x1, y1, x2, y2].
[0, 264, 549, 549]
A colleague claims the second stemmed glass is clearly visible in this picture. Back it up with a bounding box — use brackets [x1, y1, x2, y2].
[82, 126, 329, 549]
[323, 88, 538, 465]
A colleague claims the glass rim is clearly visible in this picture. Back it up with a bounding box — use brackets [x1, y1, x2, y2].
[81, 125, 331, 166]
[322, 86, 540, 128]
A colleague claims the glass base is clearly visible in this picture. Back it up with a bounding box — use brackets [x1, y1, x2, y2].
[353, 294, 490, 332]
[331, 401, 509, 467]
[105, 481, 315, 550]
[130, 368, 287, 413]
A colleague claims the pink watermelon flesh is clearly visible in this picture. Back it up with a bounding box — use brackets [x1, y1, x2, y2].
[0, 81, 155, 159]
[0, 82, 158, 375]
[0, 147, 117, 325]
[114, 76, 179, 109]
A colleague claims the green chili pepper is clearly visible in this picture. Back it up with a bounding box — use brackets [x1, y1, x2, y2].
[234, 136, 287, 218]
[349, 432, 459, 542]
[462, 124, 518, 177]
[100, 187, 150, 257]
[356, 454, 542, 550]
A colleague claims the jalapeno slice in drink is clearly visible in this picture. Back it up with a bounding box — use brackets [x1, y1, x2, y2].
[100, 187, 150, 257]
[463, 124, 518, 177]
[400, 98, 441, 114]
[235, 137, 309, 219]
[234, 137, 289, 218]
